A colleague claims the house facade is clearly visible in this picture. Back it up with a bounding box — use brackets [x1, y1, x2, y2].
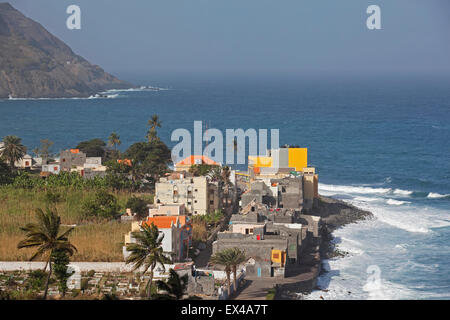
[155, 176, 220, 215]
[123, 216, 192, 262]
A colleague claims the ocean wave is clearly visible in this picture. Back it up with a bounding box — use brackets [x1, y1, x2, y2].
[386, 199, 410, 206]
[103, 85, 169, 93]
[319, 183, 392, 195]
[320, 183, 450, 233]
[393, 189, 413, 196]
[353, 196, 379, 202]
[427, 192, 450, 199]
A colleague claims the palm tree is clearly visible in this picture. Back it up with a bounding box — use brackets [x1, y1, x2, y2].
[210, 247, 246, 297]
[147, 114, 161, 142]
[1, 135, 27, 170]
[228, 248, 246, 291]
[155, 268, 188, 300]
[207, 166, 222, 182]
[17, 208, 77, 300]
[125, 223, 171, 298]
[108, 132, 121, 150]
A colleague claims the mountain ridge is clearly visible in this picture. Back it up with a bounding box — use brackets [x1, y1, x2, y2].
[0, 2, 133, 98]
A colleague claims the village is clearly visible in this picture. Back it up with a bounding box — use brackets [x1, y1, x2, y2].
[0, 127, 325, 300]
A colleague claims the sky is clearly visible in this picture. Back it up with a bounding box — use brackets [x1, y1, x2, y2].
[6, 0, 450, 80]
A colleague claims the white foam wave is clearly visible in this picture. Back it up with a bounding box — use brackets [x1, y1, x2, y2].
[321, 183, 450, 233]
[427, 192, 450, 199]
[104, 86, 168, 93]
[393, 189, 413, 196]
[386, 199, 410, 206]
[319, 183, 392, 195]
[353, 196, 379, 203]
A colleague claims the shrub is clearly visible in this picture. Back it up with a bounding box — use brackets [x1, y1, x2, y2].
[45, 190, 63, 204]
[126, 196, 149, 218]
[25, 270, 47, 291]
[82, 190, 120, 220]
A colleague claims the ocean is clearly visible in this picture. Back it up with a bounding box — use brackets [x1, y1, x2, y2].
[1, 74, 449, 299]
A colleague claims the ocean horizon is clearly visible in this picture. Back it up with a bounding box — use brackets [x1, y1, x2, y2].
[1, 74, 449, 299]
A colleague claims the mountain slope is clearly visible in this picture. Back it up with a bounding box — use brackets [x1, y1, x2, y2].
[0, 2, 132, 98]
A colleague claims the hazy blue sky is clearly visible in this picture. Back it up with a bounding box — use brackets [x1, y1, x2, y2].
[6, 0, 450, 80]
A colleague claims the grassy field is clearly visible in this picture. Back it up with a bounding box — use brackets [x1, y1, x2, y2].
[0, 187, 152, 261]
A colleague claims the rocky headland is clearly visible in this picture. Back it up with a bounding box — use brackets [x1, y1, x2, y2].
[0, 3, 132, 99]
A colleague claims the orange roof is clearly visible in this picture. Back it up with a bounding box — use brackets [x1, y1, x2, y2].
[176, 155, 218, 166]
[70, 149, 80, 154]
[142, 216, 190, 229]
[117, 159, 132, 166]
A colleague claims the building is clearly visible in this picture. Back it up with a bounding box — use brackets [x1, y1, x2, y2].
[248, 147, 308, 180]
[302, 167, 319, 211]
[84, 157, 102, 169]
[123, 215, 192, 262]
[14, 154, 33, 169]
[174, 155, 219, 172]
[149, 203, 186, 217]
[213, 205, 320, 278]
[155, 176, 220, 215]
[60, 149, 86, 172]
[241, 177, 304, 210]
[41, 163, 60, 175]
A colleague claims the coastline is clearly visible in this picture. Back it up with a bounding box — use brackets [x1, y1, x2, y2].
[275, 196, 373, 299]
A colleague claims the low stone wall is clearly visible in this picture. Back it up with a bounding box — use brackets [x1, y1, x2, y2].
[0, 262, 178, 276]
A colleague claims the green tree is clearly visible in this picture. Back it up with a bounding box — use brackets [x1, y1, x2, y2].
[147, 114, 161, 142]
[1, 135, 27, 170]
[82, 190, 120, 220]
[107, 132, 121, 151]
[210, 247, 246, 297]
[125, 140, 172, 186]
[126, 196, 150, 219]
[125, 223, 171, 298]
[52, 249, 72, 297]
[76, 138, 106, 158]
[190, 164, 218, 177]
[17, 208, 77, 299]
[155, 268, 188, 300]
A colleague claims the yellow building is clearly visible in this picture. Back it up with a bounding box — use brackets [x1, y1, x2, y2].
[248, 147, 308, 179]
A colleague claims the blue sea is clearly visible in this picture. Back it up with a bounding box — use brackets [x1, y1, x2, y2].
[1, 74, 449, 299]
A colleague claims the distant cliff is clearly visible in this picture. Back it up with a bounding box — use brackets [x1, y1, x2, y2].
[0, 3, 132, 99]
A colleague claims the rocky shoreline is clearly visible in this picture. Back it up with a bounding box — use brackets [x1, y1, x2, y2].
[275, 196, 373, 299]
[315, 196, 374, 259]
